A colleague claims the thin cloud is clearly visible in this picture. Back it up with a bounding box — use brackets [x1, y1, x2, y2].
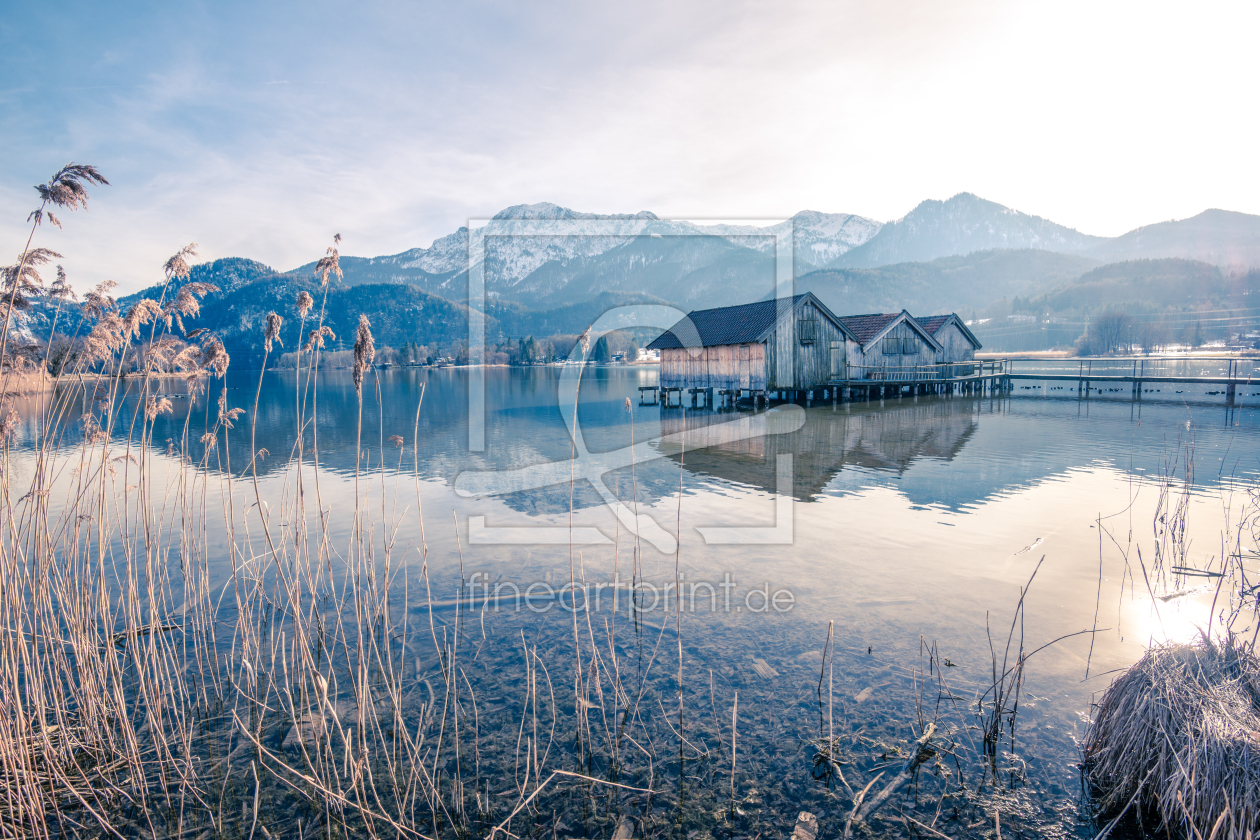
[0, 0, 1257, 295]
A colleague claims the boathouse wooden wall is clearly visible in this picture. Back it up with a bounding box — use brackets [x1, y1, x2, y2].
[934, 322, 977, 364]
[658, 297, 853, 391]
[764, 299, 851, 390]
[659, 343, 766, 390]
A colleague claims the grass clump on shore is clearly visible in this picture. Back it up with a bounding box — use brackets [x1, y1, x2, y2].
[1085, 637, 1260, 838]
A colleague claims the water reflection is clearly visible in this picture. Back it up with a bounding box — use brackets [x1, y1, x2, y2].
[660, 398, 979, 501]
[13, 367, 1260, 516]
[8, 366, 1260, 837]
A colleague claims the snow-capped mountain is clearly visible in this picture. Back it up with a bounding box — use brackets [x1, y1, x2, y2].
[342, 203, 883, 294]
[696, 211, 883, 270]
[831, 193, 1105, 269]
[394, 203, 666, 282]
[115, 197, 1260, 328]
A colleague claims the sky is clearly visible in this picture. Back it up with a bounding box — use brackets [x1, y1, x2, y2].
[2, 0, 1258, 294]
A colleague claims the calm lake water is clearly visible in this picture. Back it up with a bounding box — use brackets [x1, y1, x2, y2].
[12, 364, 1260, 837]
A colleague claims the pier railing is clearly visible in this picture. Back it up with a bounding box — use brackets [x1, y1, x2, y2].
[838, 358, 1007, 383]
[1006, 356, 1259, 383]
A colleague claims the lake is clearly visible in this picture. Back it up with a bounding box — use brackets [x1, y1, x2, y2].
[9, 364, 1260, 838]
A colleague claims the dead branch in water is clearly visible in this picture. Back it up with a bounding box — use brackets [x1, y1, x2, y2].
[843, 722, 937, 837]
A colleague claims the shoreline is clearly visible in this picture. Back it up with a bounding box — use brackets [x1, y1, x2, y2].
[2, 361, 665, 395]
[978, 349, 1260, 361]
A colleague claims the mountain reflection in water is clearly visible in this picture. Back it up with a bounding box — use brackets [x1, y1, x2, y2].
[20, 365, 1260, 517]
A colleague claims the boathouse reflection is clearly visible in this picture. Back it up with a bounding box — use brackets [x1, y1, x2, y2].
[656, 397, 978, 501]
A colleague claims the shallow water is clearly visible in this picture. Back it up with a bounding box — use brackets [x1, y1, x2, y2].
[10, 364, 1260, 837]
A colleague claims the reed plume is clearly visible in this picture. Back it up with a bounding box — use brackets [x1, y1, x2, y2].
[206, 337, 231, 376]
[81, 311, 127, 366]
[144, 395, 173, 420]
[296, 290, 314, 317]
[31, 163, 109, 221]
[314, 234, 343, 286]
[144, 335, 185, 371]
[48, 265, 74, 302]
[0, 405, 17, 443]
[1, 247, 61, 312]
[216, 387, 244, 427]
[79, 279, 117, 319]
[2, 163, 108, 373]
[264, 312, 284, 352]
[305, 325, 335, 352]
[79, 409, 106, 443]
[162, 242, 198, 282]
[122, 299, 163, 340]
[353, 314, 374, 394]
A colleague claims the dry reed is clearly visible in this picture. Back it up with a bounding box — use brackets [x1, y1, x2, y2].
[0, 221, 703, 839]
[1084, 638, 1260, 838]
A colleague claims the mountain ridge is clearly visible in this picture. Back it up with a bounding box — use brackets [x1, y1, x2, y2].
[117, 196, 1260, 312]
[829, 193, 1105, 269]
[1084, 208, 1260, 266]
[41, 194, 1260, 360]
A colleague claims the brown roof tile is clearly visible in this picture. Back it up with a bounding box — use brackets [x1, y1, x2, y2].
[835, 313, 901, 344]
[915, 315, 951, 335]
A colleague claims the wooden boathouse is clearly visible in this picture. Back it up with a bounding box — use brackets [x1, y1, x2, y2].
[645, 293, 858, 406]
[835, 311, 943, 372]
[914, 314, 982, 365]
[830, 310, 997, 401]
[644, 297, 1007, 407]
[641, 300, 1260, 408]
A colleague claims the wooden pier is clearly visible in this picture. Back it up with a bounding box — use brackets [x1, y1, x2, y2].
[639, 361, 1013, 406]
[640, 357, 1260, 408]
[1006, 358, 1257, 403]
[827, 360, 1010, 402]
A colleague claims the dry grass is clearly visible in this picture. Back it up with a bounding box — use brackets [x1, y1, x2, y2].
[1084, 638, 1260, 838]
[0, 231, 701, 839]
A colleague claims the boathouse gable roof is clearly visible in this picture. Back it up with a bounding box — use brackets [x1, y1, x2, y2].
[835, 313, 900, 344]
[914, 314, 982, 350]
[646, 293, 856, 351]
[837, 310, 943, 352]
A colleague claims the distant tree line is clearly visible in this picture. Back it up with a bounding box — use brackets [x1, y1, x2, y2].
[490, 329, 643, 366]
[269, 329, 649, 369]
[1071, 310, 1211, 356]
[969, 261, 1260, 353]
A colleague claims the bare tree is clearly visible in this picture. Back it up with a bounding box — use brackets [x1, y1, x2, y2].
[1139, 321, 1170, 354]
[1089, 309, 1134, 354]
